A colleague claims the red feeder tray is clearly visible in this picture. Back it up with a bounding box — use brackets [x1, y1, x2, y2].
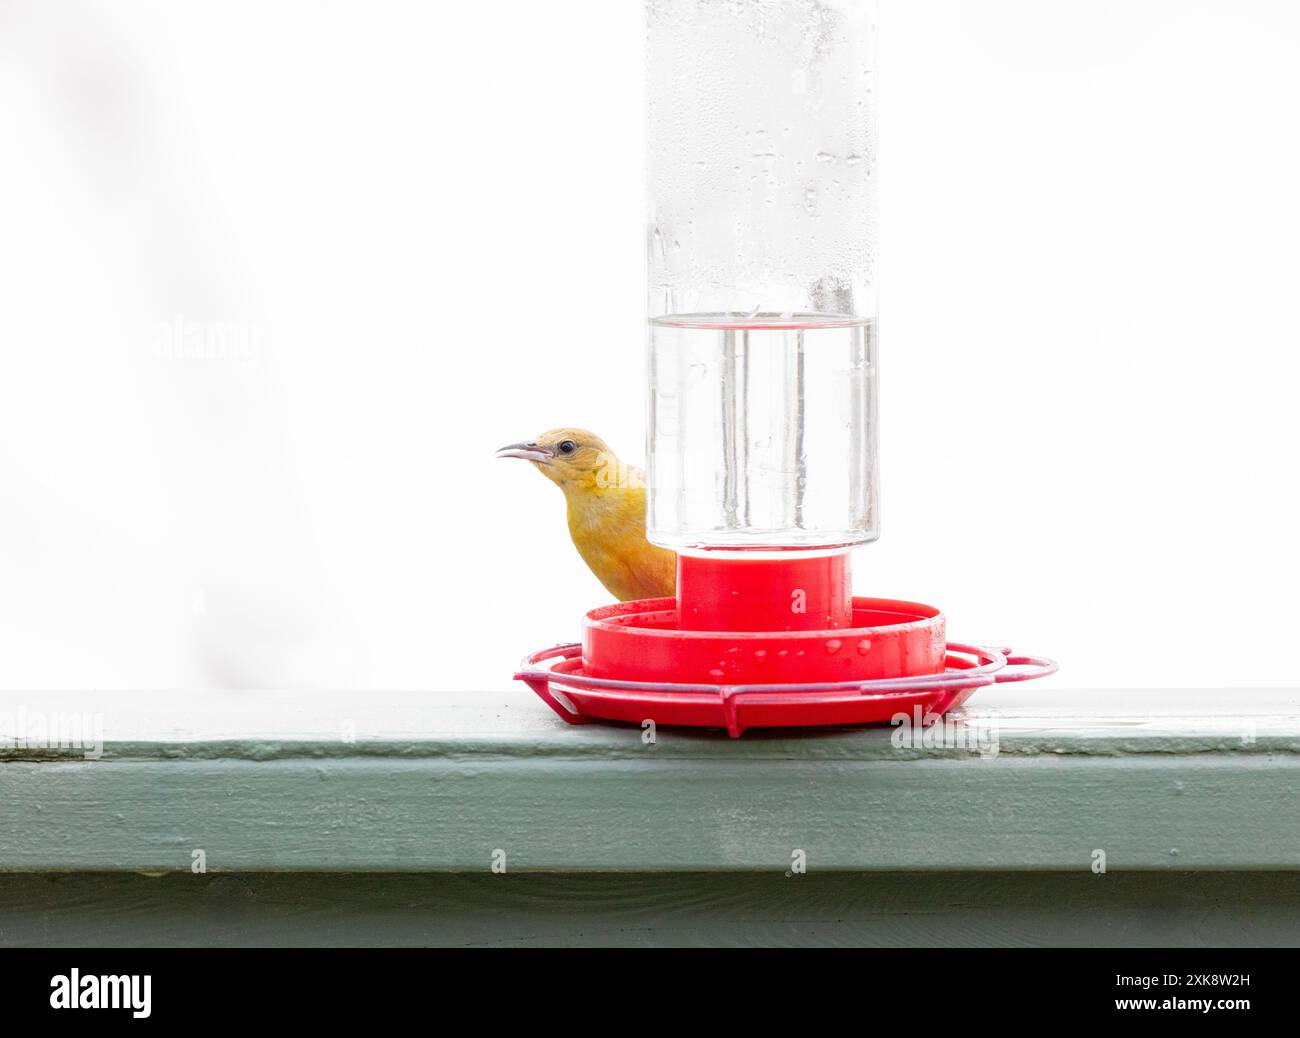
[517, 641, 1056, 738]
[517, 599, 1056, 739]
[516, 556, 1055, 737]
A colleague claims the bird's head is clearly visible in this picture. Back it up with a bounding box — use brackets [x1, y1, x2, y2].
[495, 428, 635, 492]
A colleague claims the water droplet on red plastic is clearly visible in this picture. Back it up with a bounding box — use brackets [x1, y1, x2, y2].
[858, 639, 872, 654]
[826, 639, 842, 654]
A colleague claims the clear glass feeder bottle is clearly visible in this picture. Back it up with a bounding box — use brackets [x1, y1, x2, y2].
[646, 0, 878, 556]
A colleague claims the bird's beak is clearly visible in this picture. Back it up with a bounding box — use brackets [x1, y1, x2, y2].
[495, 441, 553, 463]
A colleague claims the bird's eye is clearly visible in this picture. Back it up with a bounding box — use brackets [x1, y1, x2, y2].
[557, 439, 578, 455]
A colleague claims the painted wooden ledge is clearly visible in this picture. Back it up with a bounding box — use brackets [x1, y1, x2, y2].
[1, 687, 1299, 873]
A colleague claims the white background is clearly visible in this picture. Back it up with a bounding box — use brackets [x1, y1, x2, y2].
[0, 0, 1296, 693]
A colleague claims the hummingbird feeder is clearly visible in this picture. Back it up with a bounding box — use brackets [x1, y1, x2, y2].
[517, 0, 1055, 736]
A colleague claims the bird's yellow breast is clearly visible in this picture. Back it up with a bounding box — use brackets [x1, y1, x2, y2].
[565, 484, 676, 602]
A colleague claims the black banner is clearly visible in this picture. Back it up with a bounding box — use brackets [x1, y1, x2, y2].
[0, 948, 1288, 1024]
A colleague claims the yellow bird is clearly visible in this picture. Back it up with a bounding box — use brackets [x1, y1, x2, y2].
[496, 428, 677, 602]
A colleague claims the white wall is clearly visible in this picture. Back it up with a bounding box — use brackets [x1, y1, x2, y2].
[0, 0, 1295, 692]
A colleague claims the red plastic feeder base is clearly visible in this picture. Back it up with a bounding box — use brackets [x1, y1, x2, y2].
[517, 636, 1055, 739]
[516, 553, 1055, 737]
